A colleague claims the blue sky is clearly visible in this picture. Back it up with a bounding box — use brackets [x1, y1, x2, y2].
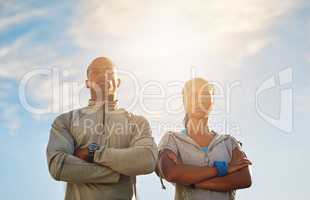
[0, 0, 309, 199]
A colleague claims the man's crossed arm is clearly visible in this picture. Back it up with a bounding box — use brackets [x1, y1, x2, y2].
[74, 115, 158, 177]
[46, 114, 120, 184]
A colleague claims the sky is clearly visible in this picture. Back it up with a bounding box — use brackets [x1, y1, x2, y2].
[0, 0, 309, 199]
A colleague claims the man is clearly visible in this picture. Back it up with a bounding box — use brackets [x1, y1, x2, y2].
[46, 57, 158, 200]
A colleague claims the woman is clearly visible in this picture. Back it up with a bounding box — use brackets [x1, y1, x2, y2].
[157, 78, 252, 200]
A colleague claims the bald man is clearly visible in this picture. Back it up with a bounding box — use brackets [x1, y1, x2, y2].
[46, 57, 158, 200]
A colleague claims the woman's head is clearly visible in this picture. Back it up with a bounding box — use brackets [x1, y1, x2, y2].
[183, 78, 214, 119]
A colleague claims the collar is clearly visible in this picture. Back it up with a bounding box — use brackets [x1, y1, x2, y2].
[176, 129, 220, 151]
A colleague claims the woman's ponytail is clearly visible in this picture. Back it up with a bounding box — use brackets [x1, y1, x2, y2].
[183, 113, 189, 128]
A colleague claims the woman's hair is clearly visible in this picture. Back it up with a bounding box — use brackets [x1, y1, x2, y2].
[183, 113, 189, 128]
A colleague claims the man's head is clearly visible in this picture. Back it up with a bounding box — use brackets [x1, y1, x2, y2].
[86, 57, 120, 101]
[182, 78, 214, 119]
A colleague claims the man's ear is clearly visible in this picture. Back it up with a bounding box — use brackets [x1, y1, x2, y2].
[85, 80, 90, 88]
[117, 78, 121, 88]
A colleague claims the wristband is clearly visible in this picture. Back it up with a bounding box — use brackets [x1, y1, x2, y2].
[214, 161, 228, 177]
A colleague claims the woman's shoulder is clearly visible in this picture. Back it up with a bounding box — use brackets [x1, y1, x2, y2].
[158, 131, 182, 154]
[213, 131, 240, 140]
[212, 131, 242, 148]
[221, 133, 243, 150]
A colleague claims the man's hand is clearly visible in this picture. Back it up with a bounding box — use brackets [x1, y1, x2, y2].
[74, 147, 89, 161]
[228, 157, 252, 174]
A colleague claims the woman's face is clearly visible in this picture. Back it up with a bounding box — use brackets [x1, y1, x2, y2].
[183, 79, 213, 118]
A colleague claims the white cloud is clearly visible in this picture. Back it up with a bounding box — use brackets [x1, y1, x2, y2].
[0, 103, 21, 135]
[0, 35, 75, 79]
[0, 9, 46, 31]
[0, 0, 87, 115]
[0, 3, 86, 121]
[67, 0, 307, 125]
[0, 1, 47, 32]
[0, 0, 305, 127]
[0, 1, 53, 80]
[70, 0, 300, 73]
[23, 74, 89, 114]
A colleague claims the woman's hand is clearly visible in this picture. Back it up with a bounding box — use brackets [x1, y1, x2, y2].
[228, 157, 252, 174]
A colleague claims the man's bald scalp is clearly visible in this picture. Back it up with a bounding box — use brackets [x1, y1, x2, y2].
[87, 57, 115, 78]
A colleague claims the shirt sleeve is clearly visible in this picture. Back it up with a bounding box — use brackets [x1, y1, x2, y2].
[156, 132, 179, 178]
[94, 114, 158, 177]
[46, 113, 120, 184]
[224, 135, 245, 159]
[228, 135, 242, 151]
[158, 132, 178, 155]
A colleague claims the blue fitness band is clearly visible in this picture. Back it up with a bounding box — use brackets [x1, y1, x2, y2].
[214, 161, 228, 177]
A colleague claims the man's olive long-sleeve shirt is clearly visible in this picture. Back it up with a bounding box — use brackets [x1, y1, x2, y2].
[46, 101, 158, 200]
